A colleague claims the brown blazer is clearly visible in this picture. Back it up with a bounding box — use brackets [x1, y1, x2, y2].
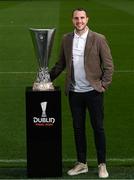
[50, 29, 114, 94]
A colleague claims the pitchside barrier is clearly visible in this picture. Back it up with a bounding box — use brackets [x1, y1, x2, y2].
[25, 87, 62, 178]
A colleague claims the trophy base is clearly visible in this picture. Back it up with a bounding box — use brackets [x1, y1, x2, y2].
[33, 82, 54, 91]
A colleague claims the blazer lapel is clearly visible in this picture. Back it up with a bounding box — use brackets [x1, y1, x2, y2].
[66, 32, 74, 65]
[84, 30, 94, 59]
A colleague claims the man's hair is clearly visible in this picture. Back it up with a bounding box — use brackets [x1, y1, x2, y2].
[72, 8, 88, 17]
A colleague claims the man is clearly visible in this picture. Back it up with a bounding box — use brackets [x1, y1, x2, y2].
[50, 8, 114, 178]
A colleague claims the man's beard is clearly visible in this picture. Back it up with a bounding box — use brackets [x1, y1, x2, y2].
[75, 25, 87, 33]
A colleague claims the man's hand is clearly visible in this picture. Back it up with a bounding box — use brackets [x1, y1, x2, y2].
[101, 86, 106, 92]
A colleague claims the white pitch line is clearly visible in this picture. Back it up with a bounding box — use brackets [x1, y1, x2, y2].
[0, 158, 134, 163]
[63, 158, 134, 162]
[0, 159, 26, 163]
[0, 72, 35, 74]
[115, 70, 134, 73]
[0, 70, 134, 74]
[0, 24, 134, 27]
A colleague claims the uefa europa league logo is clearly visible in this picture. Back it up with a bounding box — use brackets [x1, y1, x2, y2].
[29, 28, 56, 91]
[40, 102, 47, 118]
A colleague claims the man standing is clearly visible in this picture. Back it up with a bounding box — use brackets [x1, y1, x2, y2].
[50, 8, 114, 178]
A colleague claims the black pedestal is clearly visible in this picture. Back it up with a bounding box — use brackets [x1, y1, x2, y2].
[25, 87, 62, 178]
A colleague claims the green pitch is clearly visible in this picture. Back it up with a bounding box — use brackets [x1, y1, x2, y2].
[0, 0, 134, 178]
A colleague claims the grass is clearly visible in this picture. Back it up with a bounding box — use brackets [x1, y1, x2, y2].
[0, 0, 134, 178]
[0, 163, 134, 179]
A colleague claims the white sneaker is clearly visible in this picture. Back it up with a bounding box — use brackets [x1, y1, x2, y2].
[98, 163, 109, 178]
[67, 162, 88, 176]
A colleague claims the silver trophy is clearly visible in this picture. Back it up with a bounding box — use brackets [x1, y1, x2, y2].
[30, 28, 56, 91]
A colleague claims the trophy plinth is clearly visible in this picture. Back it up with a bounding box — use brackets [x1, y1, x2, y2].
[33, 82, 54, 91]
[30, 28, 56, 91]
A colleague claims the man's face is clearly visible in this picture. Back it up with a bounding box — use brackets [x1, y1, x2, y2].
[72, 10, 89, 32]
